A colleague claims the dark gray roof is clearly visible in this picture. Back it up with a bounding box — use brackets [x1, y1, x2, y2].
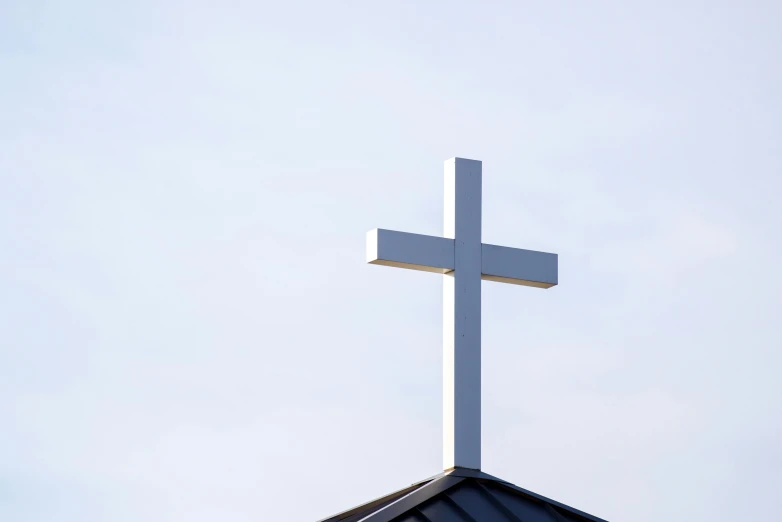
[317, 468, 608, 522]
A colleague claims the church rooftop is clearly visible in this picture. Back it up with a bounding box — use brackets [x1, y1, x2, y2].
[318, 468, 608, 522]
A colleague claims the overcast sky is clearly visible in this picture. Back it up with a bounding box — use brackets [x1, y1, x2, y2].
[2, 2, 781, 521]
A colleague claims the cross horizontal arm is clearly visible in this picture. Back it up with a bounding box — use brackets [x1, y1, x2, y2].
[367, 228, 455, 274]
[481, 244, 558, 288]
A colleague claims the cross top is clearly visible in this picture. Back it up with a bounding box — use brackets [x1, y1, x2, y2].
[367, 158, 558, 471]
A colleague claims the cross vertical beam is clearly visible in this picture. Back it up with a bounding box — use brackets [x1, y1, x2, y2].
[366, 157, 558, 472]
[443, 158, 482, 470]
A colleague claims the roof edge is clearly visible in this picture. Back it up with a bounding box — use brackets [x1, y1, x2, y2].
[315, 479, 431, 522]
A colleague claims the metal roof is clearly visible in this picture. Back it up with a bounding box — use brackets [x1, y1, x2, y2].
[317, 468, 608, 522]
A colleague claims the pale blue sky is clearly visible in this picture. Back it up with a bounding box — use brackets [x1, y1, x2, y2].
[1, 2, 781, 521]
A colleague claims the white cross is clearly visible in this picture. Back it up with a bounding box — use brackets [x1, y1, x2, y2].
[366, 158, 558, 471]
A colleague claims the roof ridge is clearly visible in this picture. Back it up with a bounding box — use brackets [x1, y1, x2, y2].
[316, 470, 609, 522]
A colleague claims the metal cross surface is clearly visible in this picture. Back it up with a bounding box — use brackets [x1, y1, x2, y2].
[366, 158, 558, 471]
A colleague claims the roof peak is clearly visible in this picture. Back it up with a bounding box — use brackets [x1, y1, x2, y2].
[317, 469, 608, 522]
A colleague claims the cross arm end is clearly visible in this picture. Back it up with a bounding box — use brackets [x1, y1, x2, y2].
[367, 229, 455, 274]
[481, 243, 558, 289]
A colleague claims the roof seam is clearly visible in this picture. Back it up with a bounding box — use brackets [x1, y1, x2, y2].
[359, 476, 464, 522]
[545, 505, 570, 522]
[474, 481, 526, 522]
[441, 491, 479, 522]
[491, 479, 609, 522]
[413, 508, 433, 522]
